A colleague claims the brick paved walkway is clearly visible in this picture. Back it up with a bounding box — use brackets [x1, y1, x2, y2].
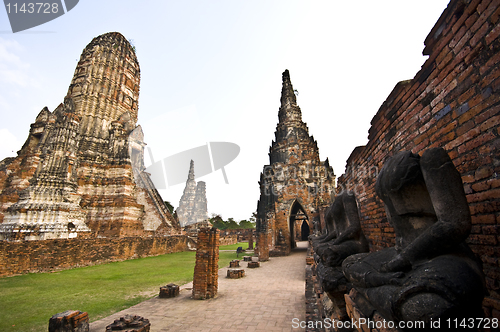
[89, 242, 308, 332]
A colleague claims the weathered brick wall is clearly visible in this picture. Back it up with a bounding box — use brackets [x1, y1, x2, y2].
[219, 228, 254, 242]
[0, 235, 191, 277]
[337, 0, 500, 316]
[219, 235, 238, 246]
[192, 228, 219, 299]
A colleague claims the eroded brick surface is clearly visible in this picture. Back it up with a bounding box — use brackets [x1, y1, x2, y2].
[192, 228, 219, 300]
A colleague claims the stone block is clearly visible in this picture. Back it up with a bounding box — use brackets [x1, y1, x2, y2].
[242, 256, 252, 261]
[227, 268, 245, 278]
[49, 310, 89, 332]
[159, 283, 179, 298]
[229, 259, 240, 268]
[247, 261, 260, 268]
[105, 315, 150, 332]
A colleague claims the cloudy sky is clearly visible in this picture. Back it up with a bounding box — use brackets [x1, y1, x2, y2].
[0, 1, 449, 221]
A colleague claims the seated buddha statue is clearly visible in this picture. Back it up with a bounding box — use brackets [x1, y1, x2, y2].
[311, 191, 369, 293]
[342, 148, 486, 325]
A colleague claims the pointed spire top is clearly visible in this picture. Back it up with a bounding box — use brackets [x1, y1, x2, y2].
[280, 69, 297, 108]
[188, 160, 195, 180]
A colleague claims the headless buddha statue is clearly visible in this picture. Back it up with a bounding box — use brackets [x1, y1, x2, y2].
[342, 148, 486, 324]
[311, 191, 369, 293]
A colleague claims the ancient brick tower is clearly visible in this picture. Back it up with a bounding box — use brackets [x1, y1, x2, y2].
[0, 32, 180, 240]
[177, 160, 208, 227]
[256, 70, 335, 259]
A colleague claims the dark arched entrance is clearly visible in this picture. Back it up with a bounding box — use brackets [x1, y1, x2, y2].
[289, 200, 308, 249]
[300, 220, 310, 240]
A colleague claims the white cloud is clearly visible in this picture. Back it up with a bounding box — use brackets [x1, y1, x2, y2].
[0, 128, 23, 161]
[0, 37, 31, 87]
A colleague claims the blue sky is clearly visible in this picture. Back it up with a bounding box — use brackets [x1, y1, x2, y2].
[0, 1, 449, 221]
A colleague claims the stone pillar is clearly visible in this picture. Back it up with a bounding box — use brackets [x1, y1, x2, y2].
[247, 231, 254, 250]
[49, 310, 89, 332]
[192, 227, 219, 299]
[256, 232, 269, 261]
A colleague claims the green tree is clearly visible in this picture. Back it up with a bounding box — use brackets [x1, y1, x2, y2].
[226, 218, 239, 229]
[210, 214, 227, 230]
[238, 219, 255, 229]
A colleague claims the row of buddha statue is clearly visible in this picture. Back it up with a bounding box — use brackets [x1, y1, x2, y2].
[310, 148, 486, 328]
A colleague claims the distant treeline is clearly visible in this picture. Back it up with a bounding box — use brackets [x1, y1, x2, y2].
[209, 214, 255, 230]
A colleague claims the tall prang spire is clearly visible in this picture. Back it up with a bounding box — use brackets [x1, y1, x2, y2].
[177, 160, 209, 227]
[280, 69, 297, 108]
[271, 70, 316, 164]
[278, 69, 302, 124]
[188, 159, 195, 181]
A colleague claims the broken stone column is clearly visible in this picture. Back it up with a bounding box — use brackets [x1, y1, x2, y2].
[192, 227, 219, 299]
[159, 283, 179, 298]
[247, 232, 253, 250]
[105, 315, 150, 331]
[248, 261, 260, 268]
[256, 232, 270, 261]
[49, 310, 89, 332]
[227, 269, 245, 279]
[229, 260, 240, 268]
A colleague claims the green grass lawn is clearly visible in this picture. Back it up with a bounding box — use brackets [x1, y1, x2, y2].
[0, 250, 243, 332]
[219, 241, 250, 251]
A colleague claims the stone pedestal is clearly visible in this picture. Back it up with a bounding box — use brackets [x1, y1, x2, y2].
[243, 256, 252, 262]
[49, 310, 89, 332]
[159, 283, 179, 298]
[105, 315, 150, 332]
[345, 289, 400, 332]
[247, 261, 260, 268]
[192, 227, 219, 300]
[229, 260, 240, 268]
[227, 269, 245, 279]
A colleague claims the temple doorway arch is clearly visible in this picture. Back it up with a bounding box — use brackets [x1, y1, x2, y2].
[300, 220, 310, 240]
[288, 200, 309, 249]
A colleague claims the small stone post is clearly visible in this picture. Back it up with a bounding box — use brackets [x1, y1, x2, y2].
[105, 315, 150, 331]
[159, 283, 179, 298]
[49, 310, 89, 332]
[192, 227, 219, 299]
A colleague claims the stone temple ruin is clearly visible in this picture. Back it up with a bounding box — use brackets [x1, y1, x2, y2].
[0, 32, 180, 241]
[176, 160, 208, 228]
[255, 70, 336, 260]
[1, 0, 500, 328]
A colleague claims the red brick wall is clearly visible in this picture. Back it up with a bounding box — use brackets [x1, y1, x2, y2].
[220, 228, 254, 242]
[219, 235, 238, 246]
[0, 235, 192, 277]
[337, 0, 500, 316]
